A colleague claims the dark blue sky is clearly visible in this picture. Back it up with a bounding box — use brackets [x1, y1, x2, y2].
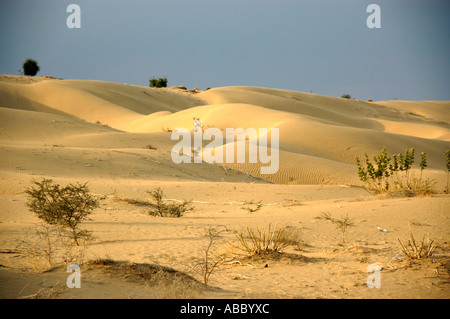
[1, 0, 449, 101]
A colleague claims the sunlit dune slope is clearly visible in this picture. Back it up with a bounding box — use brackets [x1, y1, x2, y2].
[1, 75, 449, 186]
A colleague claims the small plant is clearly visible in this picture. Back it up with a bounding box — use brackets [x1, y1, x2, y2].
[341, 94, 351, 99]
[145, 144, 157, 150]
[445, 149, 450, 193]
[191, 226, 228, 285]
[230, 224, 292, 256]
[22, 58, 40, 76]
[146, 187, 193, 217]
[317, 212, 355, 243]
[25, 179, 99, 245]
[398, 232, 437, 259]
[149, 77, 168, 88]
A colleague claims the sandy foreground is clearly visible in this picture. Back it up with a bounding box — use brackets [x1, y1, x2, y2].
[0, 75, 449, 299]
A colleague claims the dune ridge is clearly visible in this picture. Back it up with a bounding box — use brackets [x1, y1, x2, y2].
[1, 75, 448, 187]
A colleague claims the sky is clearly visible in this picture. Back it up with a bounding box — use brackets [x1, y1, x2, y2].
[0, 0, 449, 101]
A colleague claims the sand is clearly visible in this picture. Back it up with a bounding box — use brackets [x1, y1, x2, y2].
[0, 75, 449, 299]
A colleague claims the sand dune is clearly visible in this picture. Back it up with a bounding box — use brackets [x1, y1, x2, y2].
[1, 75, 448, 186]
[0, 75, 449, 299]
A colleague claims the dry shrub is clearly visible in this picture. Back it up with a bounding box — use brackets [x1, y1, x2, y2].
[230, 224, 292, 257]
[398, 232, 437, 259]
[146, 188, 194, 217]
[189, 226, 228, 285]
[16, 223, 91, 271]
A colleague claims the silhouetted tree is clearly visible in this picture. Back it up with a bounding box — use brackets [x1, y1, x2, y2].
[22, 58, 40, 76]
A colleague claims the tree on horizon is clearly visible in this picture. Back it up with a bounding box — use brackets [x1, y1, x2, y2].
[22, 58, 40, 76]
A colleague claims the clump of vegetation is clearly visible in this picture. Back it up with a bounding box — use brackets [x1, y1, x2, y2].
[149, 77, 168, 88]
[25, 179, 99, 245]
[398, 232, 437, 259]
[341, 94, 351, 99]
[230, 224, 292, 257]
[146, 187, 194, 217]
[445, 149, 450, 193]
[317, 212, 355, 243]
[355, 147, 435, 195]
[22, 58, 40, 76]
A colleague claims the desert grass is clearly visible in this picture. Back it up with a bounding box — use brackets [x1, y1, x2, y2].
[398, 232, 438, 259]
[229, 224, 293, 257]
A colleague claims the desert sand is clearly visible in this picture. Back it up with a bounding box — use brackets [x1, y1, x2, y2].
[0, 75, 449, 299]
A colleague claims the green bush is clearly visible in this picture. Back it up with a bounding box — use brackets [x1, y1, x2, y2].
[341, 94, 351, 99]
[22, 58, 40, 76]
[149, 77, 168, 88]
[355, 147, 434, 195]
[146, 187, 193, 217]
[25, 179, 99, 245]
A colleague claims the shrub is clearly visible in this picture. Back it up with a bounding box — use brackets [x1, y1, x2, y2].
[190, 226, 228, 285]
[355, 147, 434, 195]
[22, 58, 40, 76]
[398, 232, 437, 259]
[341, 94, 351, 99]
[25, 179, 99, 245]
[230, 224, 292, 256]
[16, 223, 90, 270]
[146, 187, 193, 217]
[149, 77, 168, 88]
